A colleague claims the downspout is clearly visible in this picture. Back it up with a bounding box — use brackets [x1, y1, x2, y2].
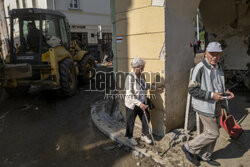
[52, 0, 56, 10]
[196, 8, 199, 41]
[110, 0, 117, 75]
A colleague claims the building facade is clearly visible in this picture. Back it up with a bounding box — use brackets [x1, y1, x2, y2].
[1, 0, 112, 57]
[113, 0, 250, 136]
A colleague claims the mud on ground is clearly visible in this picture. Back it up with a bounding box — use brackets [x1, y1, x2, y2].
[0, 67, 158, 167]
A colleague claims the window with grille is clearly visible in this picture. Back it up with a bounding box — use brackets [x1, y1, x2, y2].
[102, 33, 112, 44]
[69, 0, 80, 9]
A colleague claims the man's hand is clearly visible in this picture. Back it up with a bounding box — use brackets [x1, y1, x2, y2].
[213, 92, 224, 101]
[226, 90, 235, 100]
[139, 103, 148, 110]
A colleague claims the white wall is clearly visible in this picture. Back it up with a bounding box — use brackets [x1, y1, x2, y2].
[82, 0, 110, 15]
[4, 0, 47, 12]
[50, 0, 111, 44]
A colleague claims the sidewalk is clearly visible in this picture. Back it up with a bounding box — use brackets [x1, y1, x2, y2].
[91, 99, 198, 166]
[91, 94, 250, 167]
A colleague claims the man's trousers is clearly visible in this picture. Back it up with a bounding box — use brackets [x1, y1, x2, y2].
[185, 113, 220, 160]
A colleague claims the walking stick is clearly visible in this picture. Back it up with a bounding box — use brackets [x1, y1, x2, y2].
[143, 109, 158, 154]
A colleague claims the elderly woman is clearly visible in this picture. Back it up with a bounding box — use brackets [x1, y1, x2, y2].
[124, 57, 164, 146]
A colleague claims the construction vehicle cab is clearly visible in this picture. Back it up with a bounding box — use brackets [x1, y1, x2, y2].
[1, 8, 96, 96]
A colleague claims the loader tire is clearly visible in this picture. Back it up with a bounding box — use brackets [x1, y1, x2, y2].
[5, 86, 30, 96]
[59, 58, 77, 96]
[79, 54, 96, 83]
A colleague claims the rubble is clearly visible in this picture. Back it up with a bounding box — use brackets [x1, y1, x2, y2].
[139, 152, 144, 158]
[117, 144, 123, 149]
[124, 146, 131, 152]
[91, 101, 192, 165]
[132, 150, 140, 157]
[158, 129, 190, 152]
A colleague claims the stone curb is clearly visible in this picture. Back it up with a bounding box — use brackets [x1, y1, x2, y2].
[90, 101, 168, 165]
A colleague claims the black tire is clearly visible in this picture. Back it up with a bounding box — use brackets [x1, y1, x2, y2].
[59, 58, 77, 96]
[79, 54, 96, 83]
[5, 86, 30, 96]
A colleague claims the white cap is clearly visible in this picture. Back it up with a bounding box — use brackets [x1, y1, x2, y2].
[206, 42, 223, 52]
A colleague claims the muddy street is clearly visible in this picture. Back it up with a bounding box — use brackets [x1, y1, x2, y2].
[0, 82, 157, 167]
[0, 64, 249, 167]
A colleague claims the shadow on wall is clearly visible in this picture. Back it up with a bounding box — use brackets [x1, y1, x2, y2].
[164, 0, 200, 133]
[115, 0, 131, 122]
[114, 0, 131, 74]
[149, 75, 165, 139]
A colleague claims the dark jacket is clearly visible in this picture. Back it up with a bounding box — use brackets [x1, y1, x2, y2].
[27, 28, 40, 52]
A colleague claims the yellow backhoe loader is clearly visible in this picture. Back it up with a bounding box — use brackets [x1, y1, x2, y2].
[0, 8, 96, 96]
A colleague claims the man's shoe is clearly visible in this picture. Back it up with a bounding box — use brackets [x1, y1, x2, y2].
[181, 145, 200, 166]
[128, 138, 138, 146]
[140, 135, 152, 144]
[197, 156, 221, 166]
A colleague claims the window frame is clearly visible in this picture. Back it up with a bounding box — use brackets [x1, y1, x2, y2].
[10, 16, 43, 64]
[58, 18, 69, 46]
[68, 0, 80, 9]
[43, 15, 61, 38]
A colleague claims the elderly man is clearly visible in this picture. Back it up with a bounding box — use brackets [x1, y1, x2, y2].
[124, 57, 164, 146]
[182, 42, 234, 166]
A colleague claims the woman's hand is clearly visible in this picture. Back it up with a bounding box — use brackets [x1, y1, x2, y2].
[226, 90, 235, 100]
[139, 103, 148, 110]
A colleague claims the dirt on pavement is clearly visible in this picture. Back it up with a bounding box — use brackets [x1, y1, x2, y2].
[0, 65, 249, 167]
[0, 77, 159, 167]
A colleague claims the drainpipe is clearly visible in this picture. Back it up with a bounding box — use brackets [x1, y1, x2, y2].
[110, 0, 117, 75]
[196, 8, 199, 41]
[52, 0, 56, 10]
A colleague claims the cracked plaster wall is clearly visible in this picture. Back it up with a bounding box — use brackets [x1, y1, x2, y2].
[200, 0, 250, 70]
